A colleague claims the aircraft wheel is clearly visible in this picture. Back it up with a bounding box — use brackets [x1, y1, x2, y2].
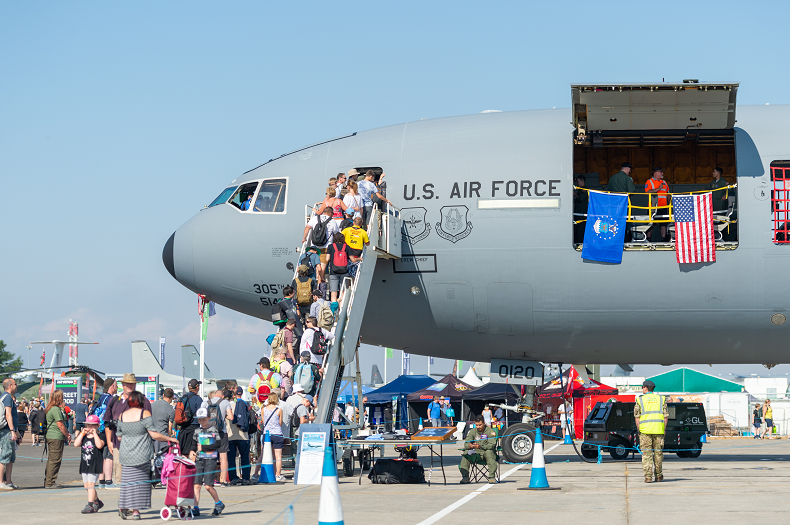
[500, 423, 535, 464]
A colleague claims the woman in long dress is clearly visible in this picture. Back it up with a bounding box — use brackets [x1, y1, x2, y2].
[116, 391, 177, 520]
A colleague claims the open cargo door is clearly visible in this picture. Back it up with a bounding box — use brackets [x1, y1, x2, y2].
[572, 81, 738, 132]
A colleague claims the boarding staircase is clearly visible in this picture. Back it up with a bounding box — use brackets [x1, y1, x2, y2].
[292, 203, 402, 431]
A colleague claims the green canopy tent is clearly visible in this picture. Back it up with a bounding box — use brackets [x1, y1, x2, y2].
[648, 367, 743, 393]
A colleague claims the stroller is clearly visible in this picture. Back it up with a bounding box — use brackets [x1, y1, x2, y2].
[159, 444, 197, 521]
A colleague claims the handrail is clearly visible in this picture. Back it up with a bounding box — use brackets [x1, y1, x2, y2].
[574, 184, 738, 225]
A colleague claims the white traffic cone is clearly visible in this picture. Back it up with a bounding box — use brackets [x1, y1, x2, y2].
[259, 431, 276, 483]
[519, 427, 561, 491]
[318, 446, 344, 525]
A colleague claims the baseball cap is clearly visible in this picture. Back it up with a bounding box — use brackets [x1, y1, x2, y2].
[304, 395, 314, 402]
[85, 415, 100, 425]
[621, 162, 632, 169]
[258, 357, 270, 367]
[235, 386, 244, 396]
[292, 384, 305, 394]
[188, 378, 202, 388]
[298, 264, 309, 273]
[195, 407, 208, 419]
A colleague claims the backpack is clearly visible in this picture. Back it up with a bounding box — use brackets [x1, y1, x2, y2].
[256, 371, 275, 403]
[290, 404, 306, 438]
[175, 392, 197, 429]
[340, 218, 353, 231]
[331, 243, 348, 274]
[311, 215, 330, 246]
[271, 358, 285, 374]
[301, 253, 316, 276]
[295, 277, 313, 306]
[294, 363, 316, 394]
[317, 302, 334, 329]
[231, 399, 249, 430]
[0, 393, 10, 429]
[270, 329, 285, 353]
[91, 393, 115, 433]
[206, 399, 223, 432]
[247, 406, 259, 435]
[310, 328, 329, 356]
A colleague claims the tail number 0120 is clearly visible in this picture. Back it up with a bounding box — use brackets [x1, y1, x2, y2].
[499, 365, 534, 380]
[489, 359, 543, 385]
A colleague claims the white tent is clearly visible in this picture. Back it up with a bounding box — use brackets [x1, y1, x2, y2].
[461, 367, 485, 387]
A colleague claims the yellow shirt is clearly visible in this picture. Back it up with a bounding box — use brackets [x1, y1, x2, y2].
[342, 226, 369, 250]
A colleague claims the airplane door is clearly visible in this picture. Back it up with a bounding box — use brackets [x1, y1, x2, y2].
[427, 281, 475, 332]
[486, 283, 534, 335]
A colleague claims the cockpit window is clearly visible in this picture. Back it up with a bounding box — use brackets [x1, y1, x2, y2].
[208, 186, 238, 208]
[229, 182, 260, 210]
[252, 179, 287, 213]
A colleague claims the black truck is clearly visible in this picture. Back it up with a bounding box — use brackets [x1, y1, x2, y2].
[581, 400, 708, 460]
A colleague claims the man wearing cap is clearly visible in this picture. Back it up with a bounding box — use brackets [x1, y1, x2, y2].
[104, 374, 152, 486]
[298, 245, 323, 284]
[634, 380, 668, 483]
[248, 358, 281, 407]
[292, 393, 315, 439]
[645, 167, 671, 241]
[608, 162, 636, 193]
[177, 379, 204, 457]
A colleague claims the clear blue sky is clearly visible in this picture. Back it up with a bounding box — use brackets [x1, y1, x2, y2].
[2, 1, 790, 382]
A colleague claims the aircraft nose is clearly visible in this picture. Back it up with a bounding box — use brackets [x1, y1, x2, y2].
[162, 232, 176, 279]
[162, 220, 197, 292]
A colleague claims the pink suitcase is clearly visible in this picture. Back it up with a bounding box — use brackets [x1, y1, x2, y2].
[160, 445, 196, 520]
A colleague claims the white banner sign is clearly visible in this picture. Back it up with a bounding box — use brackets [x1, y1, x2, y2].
[489, 359, 543, 385]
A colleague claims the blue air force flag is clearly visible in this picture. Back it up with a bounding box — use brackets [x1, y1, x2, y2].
[581, 191, 628, 264]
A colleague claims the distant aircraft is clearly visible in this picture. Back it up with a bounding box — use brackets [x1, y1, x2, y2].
[163, 81, 790, 367]
[369, 364, 383, 386]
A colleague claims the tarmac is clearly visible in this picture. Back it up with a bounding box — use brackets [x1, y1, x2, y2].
[3, 435, 790, 524]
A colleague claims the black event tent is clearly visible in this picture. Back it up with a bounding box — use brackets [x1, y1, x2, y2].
[406, 374, 473, 432]
[364, 374, 435, 430]
[461, 383, 520, 424]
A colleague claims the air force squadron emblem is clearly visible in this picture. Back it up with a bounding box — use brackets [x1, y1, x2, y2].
[593, 216, 619, 240]
[436, 205, 473, 243]
[401, 207, 431, 244]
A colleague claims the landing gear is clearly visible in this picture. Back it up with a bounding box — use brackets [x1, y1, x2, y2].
[500, 423, 536, 464]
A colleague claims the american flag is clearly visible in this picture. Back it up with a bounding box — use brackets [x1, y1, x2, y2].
[674, 193, 716, 263]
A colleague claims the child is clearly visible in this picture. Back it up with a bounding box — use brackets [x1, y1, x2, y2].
[73, 415, 104, 513]
[192, 407, 226, 517]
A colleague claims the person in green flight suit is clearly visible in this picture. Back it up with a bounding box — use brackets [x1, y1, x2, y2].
[459, 415, 498, 484]
[705, 167, 730, 213]
[608, 162, 637, 193]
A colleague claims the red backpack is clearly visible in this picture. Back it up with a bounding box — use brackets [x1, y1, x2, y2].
[256, 371, 275, 403]
[331, 243, 348, 274]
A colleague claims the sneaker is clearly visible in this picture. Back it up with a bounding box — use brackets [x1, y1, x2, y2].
[45, 484, 63, 489]
[0, 483, 15, 490]
[230, 479, 242, 486]
[241, 479, 252, 486]
[213, 502, 226, 516]
[488, 478, 497, 484]
[9, 483, 19, 489]
[275, 475, 285, 482]
[459, 478, 471, 484]
[219, 481, 230, 488]
[81, 504, 97, 514]
[93, 500, 104, 511]
[192, 507, 201, 517]
[105, 482, 119, 490]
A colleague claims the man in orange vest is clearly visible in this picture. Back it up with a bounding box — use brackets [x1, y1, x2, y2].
[645, 167, 670, 241]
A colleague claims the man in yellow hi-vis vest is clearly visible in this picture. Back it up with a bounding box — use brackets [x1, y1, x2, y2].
[634, 380, 669, 483]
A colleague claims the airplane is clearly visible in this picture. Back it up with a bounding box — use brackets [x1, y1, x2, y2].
[181, 344, 253, 398]
[127, 340, 218, 394]
[162, 80, 790, 368]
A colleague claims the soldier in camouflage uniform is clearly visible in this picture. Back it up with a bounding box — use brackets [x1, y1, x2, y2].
[459, 415, 498, 484]
[634, 380, 669, 482]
